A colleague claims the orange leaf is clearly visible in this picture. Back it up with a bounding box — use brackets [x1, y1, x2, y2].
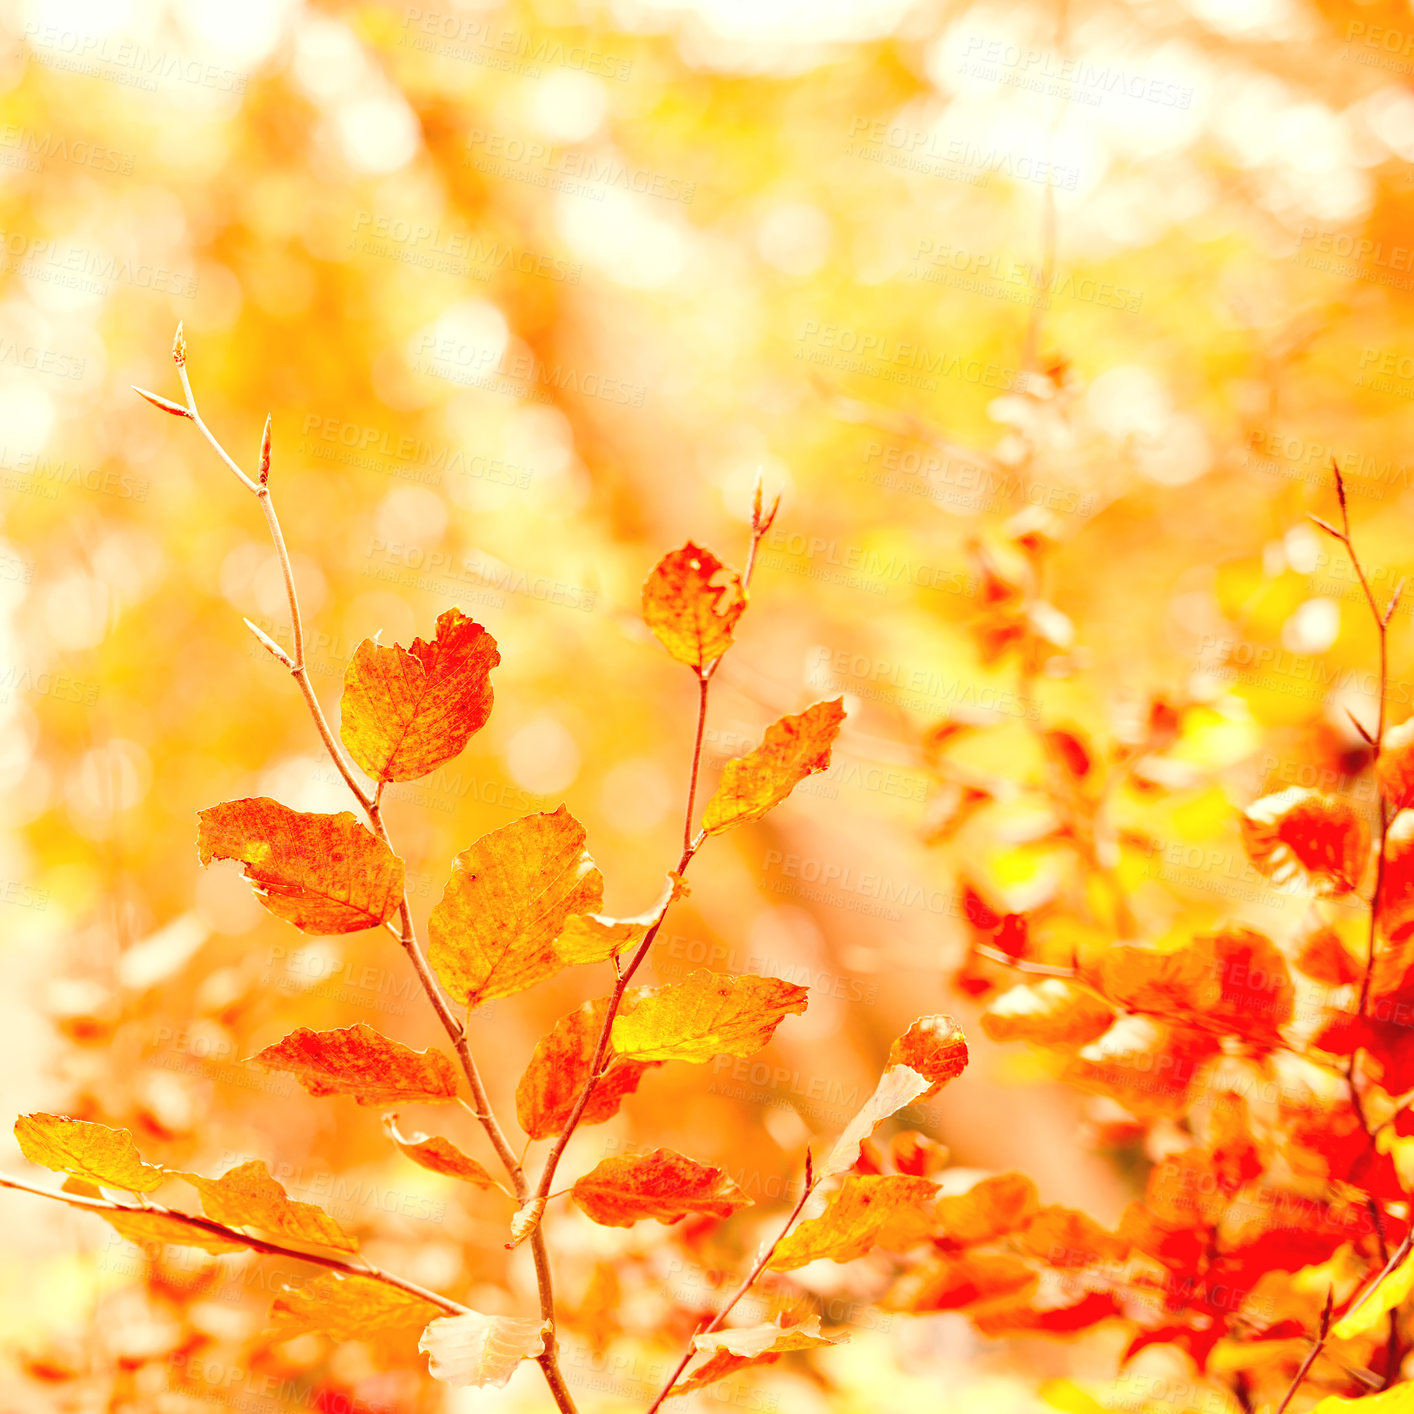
[935, 1173, 1038, 1247]
[516, 993, 660, 1141]
[980, 979, 1114, 1047]
[382, 1116, 499, 1189]
[249, 1023, 458, 1106]
[339, 608, 499, 783]
[885, 1249, 1038, 1313]
[270, 1272, 443, 1338]
[1380, 810, 1414, 937]
[428, 808, 601, 1009]
[1018, 1206, 1128, 1268]
[1380, 719, 1414, 809]
[196, 797, 404, 934]
[642, 542, 745, 672]
[179, 1160, 357, 1252]
[1065, 1015, 1219, 1118]
[1239, 787, 1369, 897]
[14, 1113, 165, 1193]
[570, 1147, 752, 1228]
[420, 1311, 548, 1387]
[100, 1208, 248, 1255]
[702, 699, 846, 833]
[552, 875, 685, 967]
[769, 1174, 939, 1270]
[886, 1015, 969, 1099]
[669, 1317, 845, 1398]
[820, 1064, 933, 1180]
[609, 969, 808, 1065]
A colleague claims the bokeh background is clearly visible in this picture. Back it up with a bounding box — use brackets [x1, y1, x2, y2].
[1, 0, 1413, 1408]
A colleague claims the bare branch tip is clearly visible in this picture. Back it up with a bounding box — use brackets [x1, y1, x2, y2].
[1346, 708, 1377, 746]
[172, 322, 186, 367]
[132, 385, 192, 419]
[259, 415, 272, 486]
[243, 617, 294, 668]
[1308, 514, 1343, 540]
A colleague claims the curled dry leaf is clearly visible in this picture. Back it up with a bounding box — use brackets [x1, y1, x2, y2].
[1239, 787, 1370, 897]
[339, 608, 499, 783]
[552, 874, 686, 966]
[820, 1064, 932, 1181]
[196, 797, 404, 934]
[516, 992, 660, 1141]
[570, 1147, 751, 1228]
[769, 1173, 939, 1271]
[642, 542, 746, 672]
[382, 1115, 499, 1190]
[419, 1311, 548, 1388]
[702, 699, 846, 834]
[508, 1197, 548, 1249]
[609, 969, 809, 1065]
[178, 1160, 357, 1252]
[270, 1272, 444, 1338]
[249, 1023, 459, 1106]
[14, 1113, 165, 1193]
[428, 807, 601, 1009]
[669, 1317, 846, 1398]
[980, 979, 1114, 1047]
[887, 1015, 969, 1099]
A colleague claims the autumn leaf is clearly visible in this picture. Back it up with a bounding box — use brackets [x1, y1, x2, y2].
[669, 1317, 846, 1397]
[820, 1064, 932, 1180]
[980, 980, 1114, 1047]
[339, 608, 499, 783]
[702, 699, 845, 833]
[769, 1174, 939, 1270]
[382, 1115, 500, 1190]
[570, 1147, 751, 1227]
[1018, 1207, 1129, 1268]
[1239, 787, 1369, 897]
[1380, 810, 1414, 938]
[884, 1250, 1039, 1314]
[99, 1208, 248, 1255]
[516, 993, 660, 1141]
[1332, 1246, 1414, 1340]
[1314, 1386, 1414, 1413]
[420, 1312, 548, 1388]
[552, 874, 685, 967]
[935, 1173, 1039, 1247]
[270, 1272, 444, 1338]
[179, 1160, 357, 1252]
[196, 797, 404, 934]
[609, 970, 808, 1065]
[14, 1114, 165, 1193]
[428, 808, 602, 1009]
[886, 1015, 969, 1098]
[642, 542, 746, 672]
[248, 1023, 459, 1106]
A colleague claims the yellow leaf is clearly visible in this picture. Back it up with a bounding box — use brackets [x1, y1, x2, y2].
[553, 875, 685, 967]
[610, 969, 808, 1065]
[382, 1115, 499, 1190]
[669, 1317, 846, 1397]
[339, 608, 499, 783]
[1333, 1248, 1414, 1340]
[428, 807, 602, 1009]
[769, 1174, 939, 1271]
[420, 1311, 548, 1388]
[179, 1160, 358, 1252]
[642, 542, 745, 672]
[99, 1207, 248, 1255]
[703, 699, 845, 833]
[1314, 1385, 1414, 1413]
[14, 1114, 165, 1193]
[270, 1272, 444, 1338]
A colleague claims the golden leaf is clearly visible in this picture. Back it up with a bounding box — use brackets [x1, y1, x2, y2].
[642, 542, 745, 672]
[571, 1147, 752, 1227]
[669, 1317, 846, 1398]
[339, 608, 499, 783]
[703, 699, 845, 833]
[769, 1174, 939, 1271]
[270, 1272, 444, 1338]
[179, 1160, 357, 1252]
[382, 1115, 499, 1189]
[14, 1114, 165, 1193]
[428, 807, 602, 1009]
[609, 970, 808, 1065]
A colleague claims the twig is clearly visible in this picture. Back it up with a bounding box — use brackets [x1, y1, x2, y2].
[0, 1174, 467, 1317]
[1274, 1288, 1334, 1414]
[143, 332, 577, 1414]
[644, 1152, 817, 1413]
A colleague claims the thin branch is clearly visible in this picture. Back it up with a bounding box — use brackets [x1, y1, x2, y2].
[1274, 1289, 1334, 1414]
[644, 1152, 817, 1413]
[0, 1174, 468, 1317]
[144, 334, 577, 1414]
